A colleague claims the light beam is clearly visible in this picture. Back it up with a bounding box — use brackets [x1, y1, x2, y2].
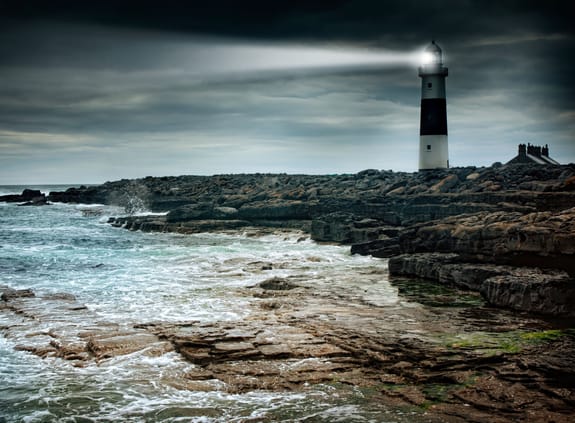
[175, 37, 422, 77]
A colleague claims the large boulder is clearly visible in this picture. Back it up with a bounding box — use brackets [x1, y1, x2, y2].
[20, 189, 43, 200]
[1, 286, 35, 301]
[482, 271, 575, 316]
[430, 174, 460, 193]
[47, 186, 108, 204]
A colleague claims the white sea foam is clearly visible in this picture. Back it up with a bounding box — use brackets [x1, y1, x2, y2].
[0, 200, 413, 422]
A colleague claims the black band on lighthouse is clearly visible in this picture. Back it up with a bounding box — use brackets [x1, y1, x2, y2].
[419, 98, 447, 136]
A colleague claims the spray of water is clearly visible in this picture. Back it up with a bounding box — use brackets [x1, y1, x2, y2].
[107, 181, 150, 215]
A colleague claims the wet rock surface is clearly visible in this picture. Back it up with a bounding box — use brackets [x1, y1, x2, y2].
[0, 285, 173, 364]
[389, 253, 575, 316]
[5, 163, 575, 419]
[0, 189, 48, 206]
[386, 206, 575, 316]
[2, 276, 575, 422]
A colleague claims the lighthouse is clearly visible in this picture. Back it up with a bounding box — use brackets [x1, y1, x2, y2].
[418, 40, 449, 170]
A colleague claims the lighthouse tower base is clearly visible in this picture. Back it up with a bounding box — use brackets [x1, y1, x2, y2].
[419, 135, 449, 170]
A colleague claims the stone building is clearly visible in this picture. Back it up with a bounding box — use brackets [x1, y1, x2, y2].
[506, 143, 560, 165]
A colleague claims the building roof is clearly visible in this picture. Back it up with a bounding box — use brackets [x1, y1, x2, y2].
[506, 143, 560, 166]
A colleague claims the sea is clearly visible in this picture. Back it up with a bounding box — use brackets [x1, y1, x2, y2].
[0, 185, 419, 423]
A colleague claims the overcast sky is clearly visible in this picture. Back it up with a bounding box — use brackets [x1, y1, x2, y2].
[1, 0, 573, 184]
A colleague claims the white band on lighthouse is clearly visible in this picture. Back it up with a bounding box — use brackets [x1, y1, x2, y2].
[418, 41, 449, 170]
[419, 135, 448, 170]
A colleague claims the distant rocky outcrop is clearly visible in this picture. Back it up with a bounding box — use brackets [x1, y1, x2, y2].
[0, 189, 48, 206]
[44, 164, 575, 226]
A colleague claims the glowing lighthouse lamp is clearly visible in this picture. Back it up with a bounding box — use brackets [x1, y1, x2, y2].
[418, 41, 449, 170]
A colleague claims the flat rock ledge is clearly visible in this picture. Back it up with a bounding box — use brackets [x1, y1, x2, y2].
[3, 283, 575, 422]
[0, 285, 172, 364]
[396, 207, 575, 275]
[389, 253, 575, 316]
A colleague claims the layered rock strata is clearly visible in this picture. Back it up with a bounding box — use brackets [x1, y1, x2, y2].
[389, 253, 575, 316]
[396, 208, 575, 275]
[386, 207, 575, 316]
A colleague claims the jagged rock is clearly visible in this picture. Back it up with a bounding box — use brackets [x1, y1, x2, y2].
[47, 186, 108, 204]
[166, 203, 239, 222]
[389, 253, 495, 291]
[237, 200, 317, 220]
[388, 253, 575, 316]
[22, 188, 42, 198]
[482, 272, 575, 315]
[18, 196, 49, 206]
[430, 174, 460, 193]
[110, 216, 251, 233]
[310, 212, 392, 244]
[166, 202, 216, 221]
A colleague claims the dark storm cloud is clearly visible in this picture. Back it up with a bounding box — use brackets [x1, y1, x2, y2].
[2, 0, 572, 41]
[0, 0, 573, 183]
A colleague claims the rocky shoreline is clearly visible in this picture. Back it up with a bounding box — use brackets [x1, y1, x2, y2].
[3, 273, 575, 422]
[5, 163, 573, 316]
[3, 163, 575, 420]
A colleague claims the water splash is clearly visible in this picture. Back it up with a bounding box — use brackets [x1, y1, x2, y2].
[107, 181, 151, 215]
